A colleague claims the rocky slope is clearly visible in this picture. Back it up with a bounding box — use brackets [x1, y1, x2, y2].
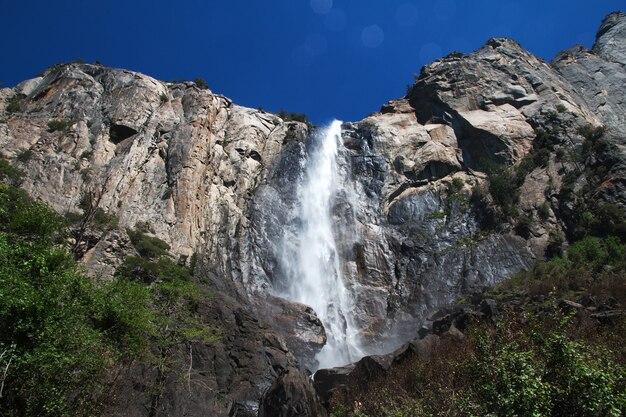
[1, 10, 625, 417]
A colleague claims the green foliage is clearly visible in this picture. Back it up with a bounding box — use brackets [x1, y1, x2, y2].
[468, 334, 552, 416]
[579, 203, 626, 242]
[5, 94, 23, 114]
[0, 184, 153, 416]
[16, 148, 33, 162]
[431, 210, 446, 220]
[515, 212, 534, 238]
[194, 77, 208, 90]
[116, 238, 219, 386]
[159, 92, 169, 103]
[0, 159, 24, 186]
[93, 278, 154, 355]
[47, 118, 73, 133]
[116, 255, 189, 284]
[450, 177, 465, 193]
[485, 162, 520, 217]
[579, 124, 607, 141]
[0, 180, 218, 415]
[80, 150, 93, 159]
[465, 319, 624, 417]
[567, 236, 624, 272]
[127, 227, 171, 259]
[0, 185, 65, 242]
[278, 108, 311, 125]
[556, 103, 567, 113]
[331, 309, 625, 417]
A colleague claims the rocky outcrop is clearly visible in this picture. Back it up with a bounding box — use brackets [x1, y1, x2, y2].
[552, 11, 626, 208]
[0, 64, 324, 415]
[259, 368, 328, 417]
[103, 292, 316, 417]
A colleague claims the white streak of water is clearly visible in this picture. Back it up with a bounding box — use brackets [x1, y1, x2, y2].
[280, 120, 364, 370]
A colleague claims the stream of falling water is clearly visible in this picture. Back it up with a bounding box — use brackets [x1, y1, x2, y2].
[280, 120, 364, 370]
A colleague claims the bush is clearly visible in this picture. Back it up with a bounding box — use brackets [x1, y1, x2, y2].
[93, 278, 154, 355]
[468, 335, 551, 417]
[568, 236, 624, 272]
[47, 119, 73, 133]
[0, 159, 24, 186]
[514, 213, 533, 238]
[450, 177, 465, 193]
[16, 149, 33, 162]
[0, 184, 153, 416]
[5, 94, 23, 114]
[0, 185, 65, 242]
[194, 77, 208, 90]
[115, 255, 189, 284]
[486, 163, 519, 217]
[127, 227, 170, 259]
[278, 108, 311, 125]
[466, 320, 624, 417]
[578, 124, 606, 141]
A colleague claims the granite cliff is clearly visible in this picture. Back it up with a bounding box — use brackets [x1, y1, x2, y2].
[0, 11, 625, 417]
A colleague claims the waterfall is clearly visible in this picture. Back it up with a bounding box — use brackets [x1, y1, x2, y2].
[279, 120, 364, 370]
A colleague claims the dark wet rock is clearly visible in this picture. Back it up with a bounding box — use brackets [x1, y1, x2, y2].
[259, 367, 328, 417]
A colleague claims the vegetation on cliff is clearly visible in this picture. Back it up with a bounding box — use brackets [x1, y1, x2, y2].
[0, 161, 218, 416]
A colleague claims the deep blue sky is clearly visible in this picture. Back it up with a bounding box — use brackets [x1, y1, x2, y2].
[1, 1, 624, 124]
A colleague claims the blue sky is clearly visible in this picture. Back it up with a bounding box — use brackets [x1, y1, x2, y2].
[1, 1, 624, 124]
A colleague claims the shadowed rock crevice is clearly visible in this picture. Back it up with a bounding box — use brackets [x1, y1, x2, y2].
[109, 124, 138, 144]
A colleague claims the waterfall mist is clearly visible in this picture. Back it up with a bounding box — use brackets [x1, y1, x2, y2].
[278, 120, 364, 370]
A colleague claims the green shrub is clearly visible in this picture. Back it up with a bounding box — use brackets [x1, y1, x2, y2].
[278, 108, 311, 125]
[93, 278, 154, 355]
[467, 336, 552, 416]
[578, 124, 606, 141]
[194, 77, 208, 90]
[486, 163, 519, 217]
[465, 320, 624, 417]
[47, 119, 73, 133]
[568, 236, 624, 272]
[515, 212, 533, 238]
[5, 94, 23, 114]
[538, 201, 551, 220]
[0, 185, 65, 242]
[431, 210, 446, 220]
[16, 149, 33, 162]
[0, 159, 24, 186]
[582, 203, 626, 241]
[116, 255, 189, 284]
[450, 177, 464, 193]
[127, 228, 170, 259]
[159, 92, 169, 103]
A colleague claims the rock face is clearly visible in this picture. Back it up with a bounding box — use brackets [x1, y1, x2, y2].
[1, 11, 625, 417]
[552, 11, 626, 208]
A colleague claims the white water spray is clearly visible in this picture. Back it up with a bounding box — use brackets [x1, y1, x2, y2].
[279, 120, 364, 370]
